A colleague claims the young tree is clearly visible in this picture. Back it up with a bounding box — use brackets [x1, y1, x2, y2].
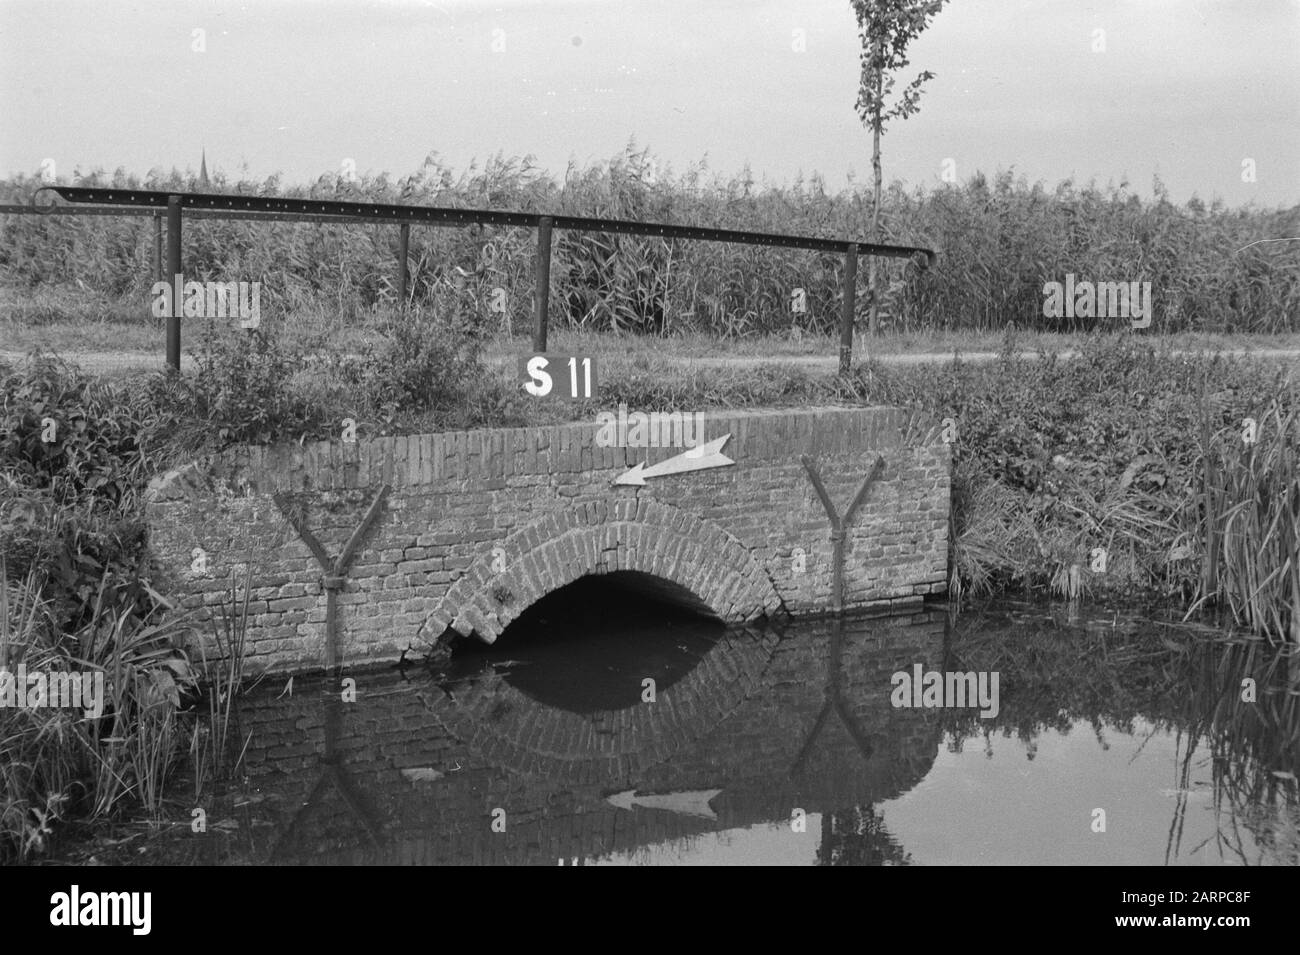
[850, 0, 947, 337]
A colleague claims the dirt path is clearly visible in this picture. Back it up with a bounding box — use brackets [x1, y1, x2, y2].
[686, 349, 1300, 369]
[4, 348, 1300, 377]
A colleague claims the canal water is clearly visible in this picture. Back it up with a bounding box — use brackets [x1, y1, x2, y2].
[53, 577, 1300, 865]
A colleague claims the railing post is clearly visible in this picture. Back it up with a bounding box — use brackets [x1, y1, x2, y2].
[397, 222, 410, 308]
[534, 215, 553, 351]
[153, 212, 163, 283]
[166, 195, 182, 371]
[838, 242, 857, 376]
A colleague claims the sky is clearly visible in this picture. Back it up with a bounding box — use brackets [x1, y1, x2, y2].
[1, 0, 1297, 207]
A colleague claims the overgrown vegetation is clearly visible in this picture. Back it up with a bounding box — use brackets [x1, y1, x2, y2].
[871, 335, 1297, 636]
[0, 549, 198, 860]
[1190, 397, 1300, 644]
[3, 145, 1297, 336]
[0, 288, 500, 861]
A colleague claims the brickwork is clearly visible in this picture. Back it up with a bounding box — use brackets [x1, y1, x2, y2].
[144, 406, 950, 674]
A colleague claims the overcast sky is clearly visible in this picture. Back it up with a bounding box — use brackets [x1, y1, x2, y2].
[2, 0, 1297, 206]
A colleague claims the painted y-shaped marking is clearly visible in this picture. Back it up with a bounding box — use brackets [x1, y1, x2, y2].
[800, 454, 885, 613]
[273, 484, 391, 672]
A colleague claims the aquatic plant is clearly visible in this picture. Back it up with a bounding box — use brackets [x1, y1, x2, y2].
[190, 565, 257, 796]
[1187, 396, 1300, 644]
[0, 558, 196, 860]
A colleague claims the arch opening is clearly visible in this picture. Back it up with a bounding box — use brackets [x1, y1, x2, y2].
[451, 572, 726, 714]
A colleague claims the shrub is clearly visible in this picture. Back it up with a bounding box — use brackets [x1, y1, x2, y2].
[344, 303, 485, 424]
[180, 324, 327, 446]
[0, 354, 176, 633]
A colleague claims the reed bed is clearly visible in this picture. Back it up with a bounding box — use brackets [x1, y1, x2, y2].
[0, 554, 258, 861]
[0, 555, 194, 859]
[1188, 399, 1300, 644]
[3, 145, 1296, 337]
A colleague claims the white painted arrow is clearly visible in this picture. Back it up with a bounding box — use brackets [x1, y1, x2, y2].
[613, 434, 734, 486]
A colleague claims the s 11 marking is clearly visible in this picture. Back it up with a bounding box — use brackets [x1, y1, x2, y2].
[520, 354, 597, 400]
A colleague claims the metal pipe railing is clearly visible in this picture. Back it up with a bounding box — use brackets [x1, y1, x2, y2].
[15, 186, 937, 373]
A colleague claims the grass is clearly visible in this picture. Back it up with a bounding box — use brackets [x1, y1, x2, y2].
[485, 327, 1300, 364]
[7, 283, 1300, 364]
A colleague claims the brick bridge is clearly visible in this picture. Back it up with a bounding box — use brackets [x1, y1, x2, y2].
[181, 609, 948, 865]
[145, 406, 950, 674]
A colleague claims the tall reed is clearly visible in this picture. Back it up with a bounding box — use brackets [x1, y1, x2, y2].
[0, 540, 201, 857]
[190, 565, 255, 795]
[4, 147, 1296, 337]
[1188, 399, 1300, 644]
[0, 563, 81, 858]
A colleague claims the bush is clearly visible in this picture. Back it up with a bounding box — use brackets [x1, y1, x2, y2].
[339, 303, 486, 428]
[179, 324, 327, 446]
[0, 354, 177, 633]
[863, 336, 1298, 608]
[1, 354, 153, 511]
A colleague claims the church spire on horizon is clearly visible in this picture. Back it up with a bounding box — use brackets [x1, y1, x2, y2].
[199, 148, 210, 186]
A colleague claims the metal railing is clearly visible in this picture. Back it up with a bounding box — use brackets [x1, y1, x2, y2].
[14, 186, 937, 374]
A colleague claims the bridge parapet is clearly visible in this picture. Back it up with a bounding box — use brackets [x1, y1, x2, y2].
[145, 406, 950, 673]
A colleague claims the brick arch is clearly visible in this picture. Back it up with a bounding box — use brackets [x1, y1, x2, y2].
[421, 498, 784, 645]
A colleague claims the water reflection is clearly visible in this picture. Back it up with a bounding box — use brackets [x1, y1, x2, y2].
[77, 591, 1300, 866]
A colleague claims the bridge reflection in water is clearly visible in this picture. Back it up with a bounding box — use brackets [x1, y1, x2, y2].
[240, 580, 948, 865]
[160, 587, 1298, 866]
